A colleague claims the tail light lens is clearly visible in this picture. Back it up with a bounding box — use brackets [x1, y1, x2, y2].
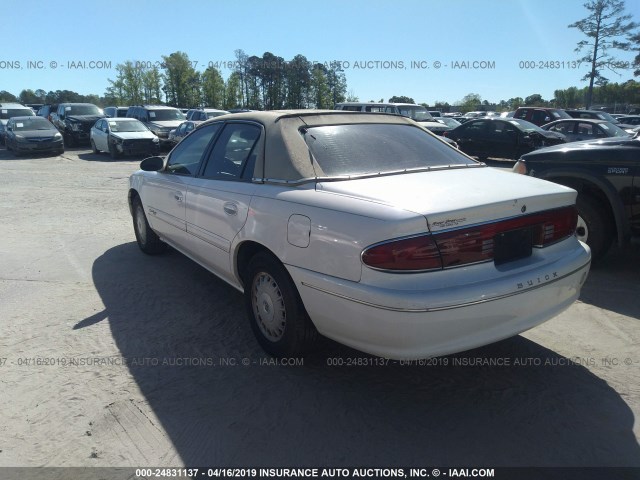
[362, 206, 577, 271]
[361, 235, 443, 271]
[512, 160, 528, 175]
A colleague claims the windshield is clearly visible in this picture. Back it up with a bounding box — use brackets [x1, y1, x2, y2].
[66, 105, 102, 116]
[109, 120, 148, 132]
[599, 122, 630, 137]
[596, 111, 618, 123]
[396, 105, 434, 122]
[507, 118, 546, 132]
[12, 117, 55, 131]
[437, 117, 461, 128]
[149, 109, 186, 121]
[303, 124, 475, 177]
[1, 108, 35, 119]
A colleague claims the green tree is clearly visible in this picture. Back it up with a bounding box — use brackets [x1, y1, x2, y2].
[524, 93, 546, 106]
[18, 89, 40, 104]
[286, 55, 312, 108]
[310, 63, 332, 108]
[0, 90, 18, 102]
[224, 72, 243, 110]
[161, 51, 200, 107]
[202, 66, 226, 108]
[389, 95, 415, 103]
[458, 93, 482, 112]
[569, 0, 638, 107]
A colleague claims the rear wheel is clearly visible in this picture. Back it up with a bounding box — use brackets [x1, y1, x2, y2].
[245, 252, 317, 357]
[575, 194, 613, 261]
[132, 197, 166, 255]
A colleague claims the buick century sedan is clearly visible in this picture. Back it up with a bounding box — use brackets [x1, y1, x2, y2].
[128, 111, 591, 359]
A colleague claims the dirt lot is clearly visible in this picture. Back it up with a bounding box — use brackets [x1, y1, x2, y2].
[0, 146, 639, 470]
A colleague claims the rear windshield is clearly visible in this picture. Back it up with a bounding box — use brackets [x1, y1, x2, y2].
[1, 108, 35, 119]
[66, 105, 102, 116]
[303, 124, 475, 177]
[148, 109, 185, 121]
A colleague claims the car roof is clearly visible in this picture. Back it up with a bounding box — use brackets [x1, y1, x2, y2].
[0, 103, 29, 108]
[197, 109, 418, 182]
[550, 118, 607, 123]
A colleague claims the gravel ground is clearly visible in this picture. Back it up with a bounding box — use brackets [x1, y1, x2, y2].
[0, 146, 639, 471]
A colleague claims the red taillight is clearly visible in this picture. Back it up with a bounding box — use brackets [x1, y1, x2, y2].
[512, 160, 528, 175]
[361, 206, 577, 272]
[361, 235, 443, 271]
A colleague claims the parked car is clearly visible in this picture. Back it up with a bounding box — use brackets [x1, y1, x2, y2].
[335, 102, 450, 134]
[168, 120, 202, 145]
[615, 115, 640, 126]
[128, 110, 590, 359]
[513, 107, 572, 126]
[90, 118, 159, 159]
[4, 116, 64, 156]
[444, 118, 566, 160]
[103, 106, 129, 118]
[429, 111, 442, 117]
[565, 109, 635, 131]
[0, 103, 36, 145]
[36, 104, 58, 122]
[541, 119, 630, 143]
[186, 108, 230, 121]
[52, 103, 105, 147]
[126, 105, 185, 148]
[514, 136, 640, 260]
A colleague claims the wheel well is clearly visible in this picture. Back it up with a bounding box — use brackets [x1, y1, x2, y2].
[547, 175, 616, 236]
[235, 241, 277, 288]
[128, 189, 139, 216]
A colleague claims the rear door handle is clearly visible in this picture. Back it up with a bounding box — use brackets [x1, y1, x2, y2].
[174, 192, 183, 202]
[223, 202, 238, 216]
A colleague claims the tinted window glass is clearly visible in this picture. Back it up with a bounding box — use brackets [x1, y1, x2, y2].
[304, 124, 475, 177]
[0, 108, 35, 119]
[202, 123, 261, 180]
[166, 124, 221, 176]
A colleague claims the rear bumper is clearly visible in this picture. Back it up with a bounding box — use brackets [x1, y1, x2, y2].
[288, 240, 591, 360]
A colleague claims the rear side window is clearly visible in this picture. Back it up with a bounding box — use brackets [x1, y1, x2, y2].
[303, 124, 475, 177]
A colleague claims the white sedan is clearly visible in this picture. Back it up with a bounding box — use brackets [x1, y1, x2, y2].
[128, 110, 591, 359]
[91, 118, 159, 159]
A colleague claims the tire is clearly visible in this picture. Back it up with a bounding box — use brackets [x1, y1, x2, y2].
[132, 197, 166, 255]
[576, 194, 613, 261]
[245, 252, 317, 357]
[109, 142, 121, 160]
[91, 139, 99, 154]
[64, 132, 76, 148]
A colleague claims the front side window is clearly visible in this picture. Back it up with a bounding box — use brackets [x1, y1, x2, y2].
[201, 123, 261, 180]
[165, 124, 221, 176]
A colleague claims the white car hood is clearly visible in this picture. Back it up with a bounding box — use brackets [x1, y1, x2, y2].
[316, 167, 576, 231]
[112, 131, 157, 140]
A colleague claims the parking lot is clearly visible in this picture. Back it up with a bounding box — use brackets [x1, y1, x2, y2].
[0, 146, 639, 468]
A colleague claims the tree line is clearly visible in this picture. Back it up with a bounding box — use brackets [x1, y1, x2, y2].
[103, 49, 347, 110]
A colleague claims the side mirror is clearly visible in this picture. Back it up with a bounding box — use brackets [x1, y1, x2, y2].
[140, 156, 165, 172]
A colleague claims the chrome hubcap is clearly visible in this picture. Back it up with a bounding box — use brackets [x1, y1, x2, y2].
[252, 272, 286, 342]
[135, 205, 147, 244]
[576, 214, 588, 243]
